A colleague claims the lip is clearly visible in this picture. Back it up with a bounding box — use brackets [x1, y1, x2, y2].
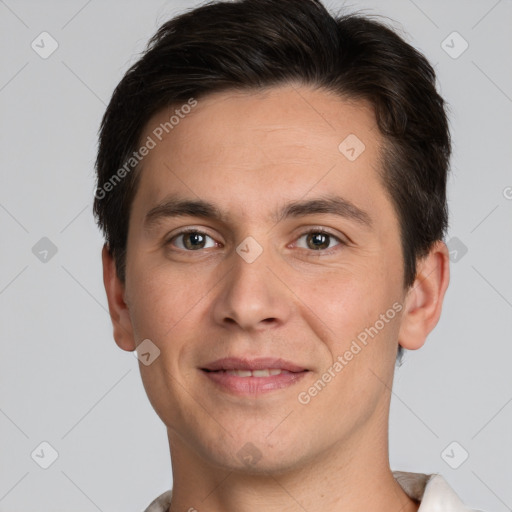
[201, 357, 309, 396]
[201, 357, 307, 372]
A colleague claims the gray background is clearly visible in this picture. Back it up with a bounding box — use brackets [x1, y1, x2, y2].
[0, 0, 511, 510]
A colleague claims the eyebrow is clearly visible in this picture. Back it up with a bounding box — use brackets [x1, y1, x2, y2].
[275, 196, 372, 228]
[144, 197, 224, 231]
[143, 195, 372, 231]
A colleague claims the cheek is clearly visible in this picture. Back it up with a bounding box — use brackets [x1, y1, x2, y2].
[127, 268, 207, 425]
[289, 256, 403, 371]
[292, 265, 388, 331]
[126, 262, 196, 341]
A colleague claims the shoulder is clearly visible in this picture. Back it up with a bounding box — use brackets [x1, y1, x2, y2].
[142, 490, 173, 512]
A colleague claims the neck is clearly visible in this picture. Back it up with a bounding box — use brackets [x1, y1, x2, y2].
[166, 425, 419, 512]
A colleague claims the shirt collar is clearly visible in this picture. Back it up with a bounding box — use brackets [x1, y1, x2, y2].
[393, 471, 478, 511]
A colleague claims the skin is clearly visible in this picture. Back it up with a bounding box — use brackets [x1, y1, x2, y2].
[103, 84, 450, 512]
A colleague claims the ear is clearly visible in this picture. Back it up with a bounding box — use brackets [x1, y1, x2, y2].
[398, 240, 450, 350]
[102, 244, 136, 351]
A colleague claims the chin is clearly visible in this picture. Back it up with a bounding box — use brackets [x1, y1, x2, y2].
[196, 430, 312, 476]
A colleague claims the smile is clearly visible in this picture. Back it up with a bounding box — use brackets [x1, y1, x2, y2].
[208, 368, 290, 377]
[201, 368, 308, 395]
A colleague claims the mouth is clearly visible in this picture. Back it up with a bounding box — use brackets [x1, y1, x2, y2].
[200, 357, 309, 395]
[201, 356, 308, 373]
[203, 368, 294, 377]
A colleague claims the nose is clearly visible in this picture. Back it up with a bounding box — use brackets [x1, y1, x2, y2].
[211, 241, 293, 332]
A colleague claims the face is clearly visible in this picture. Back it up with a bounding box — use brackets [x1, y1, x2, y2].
[119, 85, 411, 472]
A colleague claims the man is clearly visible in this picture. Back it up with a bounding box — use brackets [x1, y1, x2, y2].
[93, 0, 482, 510]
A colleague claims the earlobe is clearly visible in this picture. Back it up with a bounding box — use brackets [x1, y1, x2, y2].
[101, 244, 136, 352]
[398, 241, 450, 351]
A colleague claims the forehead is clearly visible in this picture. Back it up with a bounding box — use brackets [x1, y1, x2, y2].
[132, 84, 386, 219]
[145, 85, 378, 155]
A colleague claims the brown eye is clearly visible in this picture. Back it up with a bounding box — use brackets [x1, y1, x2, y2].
[306, 232, 330, 250]
[296, 231, 342, 251]
[171, 231, 216, 250]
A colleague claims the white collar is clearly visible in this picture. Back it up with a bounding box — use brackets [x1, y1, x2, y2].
[393, 471, 481, 511]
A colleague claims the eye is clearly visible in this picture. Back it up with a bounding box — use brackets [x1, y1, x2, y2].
[295, 230, 342, 251]
[169, 230, 217, 251]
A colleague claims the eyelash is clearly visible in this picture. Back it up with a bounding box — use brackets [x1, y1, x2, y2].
[165, 227, 346, 253]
